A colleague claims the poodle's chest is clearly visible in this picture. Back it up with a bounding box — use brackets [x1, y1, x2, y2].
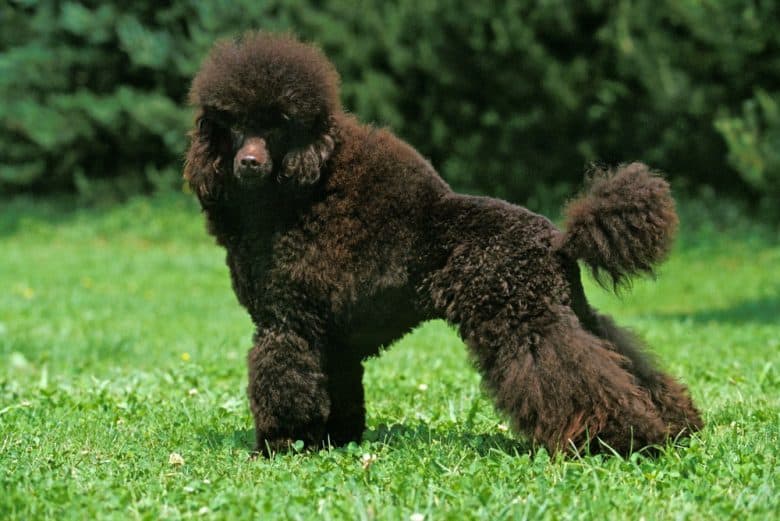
[335, 284, 426, 357]
[225, 229, 414, 323]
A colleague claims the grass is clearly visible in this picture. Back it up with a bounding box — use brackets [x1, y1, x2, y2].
[1, 193, 778, 520]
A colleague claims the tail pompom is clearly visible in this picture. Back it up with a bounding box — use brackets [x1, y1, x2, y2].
[555, 162, 678, 290]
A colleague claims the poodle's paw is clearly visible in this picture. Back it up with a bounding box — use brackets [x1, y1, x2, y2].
[253, 422, 328, 458]
[254, 436, 298, 458]
[650, 377, 704, 439]
[323, 427, 365, 448]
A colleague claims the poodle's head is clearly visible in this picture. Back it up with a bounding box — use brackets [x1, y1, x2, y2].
[184, 32, 341, 202]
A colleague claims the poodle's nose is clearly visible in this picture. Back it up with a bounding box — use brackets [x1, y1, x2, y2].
[240, 155, 260, 169]
[234, 137, 272, 180]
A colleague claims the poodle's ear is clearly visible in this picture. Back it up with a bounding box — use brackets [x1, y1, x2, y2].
[183, 111, 227, 205]
[278, 118, 336, 186]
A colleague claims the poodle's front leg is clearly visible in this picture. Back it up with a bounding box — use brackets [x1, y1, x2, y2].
[324, 355, 366, 446]
[247, 328, 330, 456]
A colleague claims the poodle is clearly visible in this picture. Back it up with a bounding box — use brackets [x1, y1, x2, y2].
[184, 32, 703, 456]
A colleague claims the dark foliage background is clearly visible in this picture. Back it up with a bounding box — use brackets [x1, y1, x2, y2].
[1, 0, 778, 209]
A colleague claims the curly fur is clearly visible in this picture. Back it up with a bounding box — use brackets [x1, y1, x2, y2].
[185, 32, 703, 456]
[555, 163, 679, 289]
[185, 32, 339, 199]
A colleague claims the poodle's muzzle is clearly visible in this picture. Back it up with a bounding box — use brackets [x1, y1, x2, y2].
[234, 136, 273, 183]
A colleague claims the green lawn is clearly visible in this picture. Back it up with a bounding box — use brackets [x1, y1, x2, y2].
[1, 194, 778, 520]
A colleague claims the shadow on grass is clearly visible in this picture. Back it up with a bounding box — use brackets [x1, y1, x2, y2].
[199, 427, 256, 451]
[364, 422, 529, 456]
[198, 422, 529, 457]
[653, 293, 780, 325]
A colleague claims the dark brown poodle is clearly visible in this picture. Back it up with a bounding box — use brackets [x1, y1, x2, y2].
[184, 32, 703, 456]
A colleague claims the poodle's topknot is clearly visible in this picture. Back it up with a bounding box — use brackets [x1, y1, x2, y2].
[189, 32, 341, 123]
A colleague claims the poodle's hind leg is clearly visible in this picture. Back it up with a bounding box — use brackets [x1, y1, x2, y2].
[463, 311, 669, 455]
[323, 355, 366, 447]
[247, 328, 330, 456]
[566, 261, 703, 439]
[583, 311, 704, 439]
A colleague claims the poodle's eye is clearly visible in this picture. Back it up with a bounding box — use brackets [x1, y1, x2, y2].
[198, 115, 228, 135]
[201, 109, 233, 130]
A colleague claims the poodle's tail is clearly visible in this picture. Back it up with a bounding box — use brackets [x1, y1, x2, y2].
[554, 162, 678, 290]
